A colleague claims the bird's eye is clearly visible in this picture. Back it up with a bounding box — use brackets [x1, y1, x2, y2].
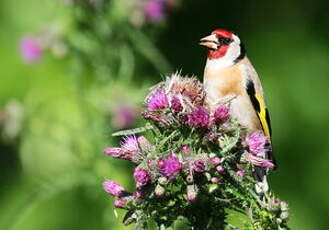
[219, 37, 233, 45]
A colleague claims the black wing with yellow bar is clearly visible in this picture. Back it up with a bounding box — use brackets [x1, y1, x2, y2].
[246, 80, 272, 137]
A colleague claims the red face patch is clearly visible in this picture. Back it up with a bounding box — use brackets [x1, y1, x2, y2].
[207, 45, 229, 59]
[211, 29, 233, 38]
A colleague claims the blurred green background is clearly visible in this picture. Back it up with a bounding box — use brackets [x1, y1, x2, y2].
[1, 0, 329, 229]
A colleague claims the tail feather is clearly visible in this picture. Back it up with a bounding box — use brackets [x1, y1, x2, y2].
[253, 166, 269, 196]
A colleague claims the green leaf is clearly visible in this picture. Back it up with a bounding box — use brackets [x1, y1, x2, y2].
[112, 125, 155, 136]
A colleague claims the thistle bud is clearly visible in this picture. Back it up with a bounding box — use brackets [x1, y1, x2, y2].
[216, 165, 225, 174]
[181, 145, 190, 154]
[280, 202, 289, 212]
[280, 211, 289, 220]
[158, 177, 168, 185]
[103, 180, 126, 197]
[204, 172, 211, 181]
[134, 168, 151, 187]
[114, 198, 126, 209]
[155, 185, 165, 197]
[211, 177, 220, 183]
[210, 157, 221, 166]
[187, 185, 198, 201]
[186, 175, 194, 184]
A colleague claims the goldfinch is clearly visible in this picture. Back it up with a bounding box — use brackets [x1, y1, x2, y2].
[199, 29, 276, 194]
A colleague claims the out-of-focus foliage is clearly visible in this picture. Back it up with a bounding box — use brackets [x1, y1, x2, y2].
[0, 0, 329, 230]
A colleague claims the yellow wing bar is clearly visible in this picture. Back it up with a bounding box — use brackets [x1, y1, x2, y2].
[255, 94, 272, 137]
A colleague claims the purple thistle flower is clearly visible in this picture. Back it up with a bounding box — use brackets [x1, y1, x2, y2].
[114, 198, 126, 208]
[20, 36, 42, 63]
[103, 180, 125, 197]
[134, 168, 151, 187]
[171, 96, 183, 113]
[187, 107, 210, 128]
[246, 131, 269, 156]
[236, 169, 245, 177]
[118, 135, 140, 160]
[121, 135, 139, 152]
[214, 105, 230, 123]
[193, 159, 206, 173]
[103, 147, 122, 158]
[144, 0, 165, 22]
[160, 154, 182, 179]
[104, 135, 142, 161]
[112, 106, 136, 129]
[147, 88, 169, 111]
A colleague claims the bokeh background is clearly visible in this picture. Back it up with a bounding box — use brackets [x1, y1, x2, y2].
[1, 0, 329, 229]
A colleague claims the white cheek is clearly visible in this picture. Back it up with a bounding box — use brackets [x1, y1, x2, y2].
[224, 41, 241, 62]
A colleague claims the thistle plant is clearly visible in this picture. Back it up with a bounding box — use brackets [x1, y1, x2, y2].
[103, 73, 290, 230]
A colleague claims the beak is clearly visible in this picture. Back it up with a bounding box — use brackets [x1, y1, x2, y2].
[199, 34, 219, 49]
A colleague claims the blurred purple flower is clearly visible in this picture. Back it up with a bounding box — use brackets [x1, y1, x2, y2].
[187, 107, 210, 128]
[211, 177, 220, 183]
[134, 168, 151, 187]
[20, 36, 42, 63]
[147, 88, 169, 111]
[181, 145, 190, 154]
[214, 105, 230, 123]
[160, 154, 182, 179]
[112, 106, 137, 129]
[236, 169, 245, 177]
[103, 180, 125, 197]
[210, 157, 221, 166]
[246, 131, 269, 156]
[144, 0, 165, 22]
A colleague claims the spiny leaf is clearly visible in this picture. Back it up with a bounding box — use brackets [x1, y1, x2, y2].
[112, 125, 155, 137]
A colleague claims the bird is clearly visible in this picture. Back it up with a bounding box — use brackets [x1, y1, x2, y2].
[199, 29, 275, 195]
